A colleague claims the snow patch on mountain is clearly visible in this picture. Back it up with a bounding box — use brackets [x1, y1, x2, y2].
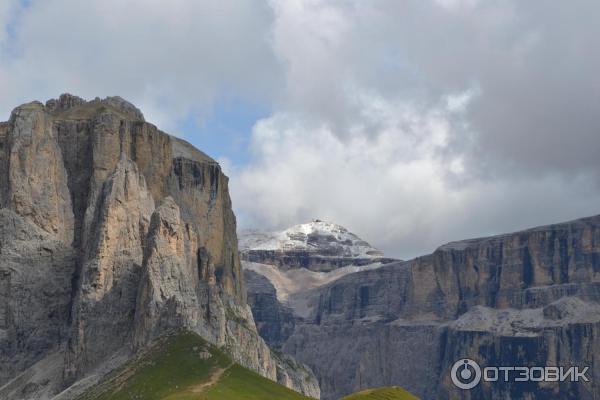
[239, 219, 383, 258]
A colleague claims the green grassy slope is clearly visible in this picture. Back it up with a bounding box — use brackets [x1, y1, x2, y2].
[341, 386, 419, 400]
[76, 331, 312, 400]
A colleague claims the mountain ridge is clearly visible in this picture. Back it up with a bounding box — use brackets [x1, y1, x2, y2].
[245, 213, 600, 399]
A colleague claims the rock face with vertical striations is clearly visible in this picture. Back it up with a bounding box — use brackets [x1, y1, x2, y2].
[0, 94, 319, 400]
[244, 217, 600, 400]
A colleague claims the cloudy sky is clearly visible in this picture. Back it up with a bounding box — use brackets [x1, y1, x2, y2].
[1, 0, 599, 258]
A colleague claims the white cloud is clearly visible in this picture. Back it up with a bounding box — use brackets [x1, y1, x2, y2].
[227, 0, 600, 258]
[2, 0, 600, 258]
[0, 0, 281, 130]
[434, 0, 480, 11]
[229, 92, 466, 256]
[0, 0, 20, 47]
[230, 95, 600, 257]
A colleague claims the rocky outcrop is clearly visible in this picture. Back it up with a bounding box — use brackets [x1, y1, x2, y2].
[247, 216, 600, 399]
[0, 94, 319, 399]
[133, 197, 198, 348]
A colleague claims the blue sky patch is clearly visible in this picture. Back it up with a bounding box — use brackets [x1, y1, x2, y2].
[177, 96, 270, 166]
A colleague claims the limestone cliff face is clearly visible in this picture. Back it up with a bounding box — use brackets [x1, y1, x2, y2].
[4, 103, 74, 243]
[245, 269, 297, 348]
[0, 94, 319, 399]
[247, 216, 600, 400]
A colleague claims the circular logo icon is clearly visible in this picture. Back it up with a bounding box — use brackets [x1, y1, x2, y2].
[451, 358, 482, 390]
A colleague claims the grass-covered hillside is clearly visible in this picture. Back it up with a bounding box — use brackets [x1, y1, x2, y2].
[76, 331, 312, 400]
[341, 386, 419, 400]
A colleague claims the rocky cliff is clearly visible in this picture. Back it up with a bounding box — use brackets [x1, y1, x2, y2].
[0, 94, 319, 400]
[245, 217, 600, 399]
[245, 269, 298, 348]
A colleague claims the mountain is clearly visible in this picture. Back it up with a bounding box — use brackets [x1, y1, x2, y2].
[240, 220, 396, 272]
[0, 94, 319, 399]
[4, 93, 599, 400]
[243, 217, 600, 399]
[51, 329, 412, 400]
[72, 330, 313, 400]
[240, 221, 398, 348]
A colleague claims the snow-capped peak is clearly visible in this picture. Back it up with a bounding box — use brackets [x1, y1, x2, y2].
[239, 220, 384, 258]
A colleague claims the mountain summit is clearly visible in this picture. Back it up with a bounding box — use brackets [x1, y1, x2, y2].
[240, 220, 395, 273]
[241, 220, 397, 351]
[240, 219, 384, 258]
